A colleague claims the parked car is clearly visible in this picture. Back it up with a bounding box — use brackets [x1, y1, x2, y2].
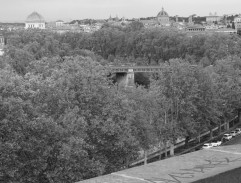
[235, 128, 241, 135]
[223, 134, 232, 140]
[211, 140, 222, 147]
[230, 131, 237, 137]
[202, 143, 213, 149]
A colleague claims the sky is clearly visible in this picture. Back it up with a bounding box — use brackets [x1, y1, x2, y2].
[1, 0, 241, 22]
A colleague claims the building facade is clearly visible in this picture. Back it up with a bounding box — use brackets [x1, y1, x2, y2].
[0, 34, 4, 48]
[234, 14, 241, 35]
[0, 34, 4, 56]
[157, 7, 170, 26]
[206, 12, 221, 23]
[56, 20, 64, 27]
[25, 12, 45, 29]
[186, 25, 206, 32]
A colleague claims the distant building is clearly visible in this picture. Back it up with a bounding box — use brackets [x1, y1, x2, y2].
[141, 19, 158, 28]
[0, 34, 4, 47]
[114, 15, 120, 22]
[186, 25, 206, 32]
[175, 15, 178, 23]
[108, 15, 113, 22]
[188, 15, 195, 25]
[206, 12, 221, 23]
[172, 22, 186, 30]
[0, 33, 4, 46]
[212, 28, 237, 34]
[234, 14, 241, 35]
[56, 20, 64, 27]
[25, 12, 45, 29]
[0, 34, 4, 56]
[108, 15, 120, 22]
[157, 7, 170, 26]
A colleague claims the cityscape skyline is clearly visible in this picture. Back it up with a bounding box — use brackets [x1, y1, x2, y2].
[1, 0, 241, 22]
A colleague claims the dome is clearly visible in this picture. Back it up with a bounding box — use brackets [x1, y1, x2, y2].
[26, 12, 45, 23]
[157, 7, 169, 17]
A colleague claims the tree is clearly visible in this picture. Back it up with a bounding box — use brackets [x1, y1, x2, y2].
[1, 55, 140, 182]
[6, 47, 34, 75]
[125, 21, 144, 32]
[210, 56, 241, 123]
[150, 59, 220, 144]
[31, 55, 139, 174]
[127, 86, 159, 164]
[0, 67, 103, 183]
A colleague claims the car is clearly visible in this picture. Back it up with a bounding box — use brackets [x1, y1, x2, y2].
[223, 134, 232, 140]
[211, 140, 222, 147]
[202, 143, 213, 149]
[235, 128, 241, 135]
[230, 131, 237, 137]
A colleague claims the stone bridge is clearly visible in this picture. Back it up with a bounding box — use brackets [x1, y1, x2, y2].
[110, 66, 162, 87]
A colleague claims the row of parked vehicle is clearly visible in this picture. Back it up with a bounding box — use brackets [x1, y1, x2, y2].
[223, 128, 241, 140]
[202, 140, 222, 149]
[202, 128, 241, 149]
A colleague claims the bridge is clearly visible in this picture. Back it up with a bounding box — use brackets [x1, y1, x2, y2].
[110, 66, 162, 73]
[109, 66, 162, 87]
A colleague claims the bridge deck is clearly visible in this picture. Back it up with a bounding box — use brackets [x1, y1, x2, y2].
[110, 66, 162, 73]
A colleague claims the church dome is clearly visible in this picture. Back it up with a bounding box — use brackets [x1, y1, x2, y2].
[157, 7, 169, 17]
[26, 12, 45, 23]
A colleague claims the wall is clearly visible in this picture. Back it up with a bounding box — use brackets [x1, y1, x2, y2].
[194, 167, 241, 183]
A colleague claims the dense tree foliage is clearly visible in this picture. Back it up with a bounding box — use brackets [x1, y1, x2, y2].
[1, 27, 241, 182]
[4, 27, 241, 68]
[0, 56, 139, 182]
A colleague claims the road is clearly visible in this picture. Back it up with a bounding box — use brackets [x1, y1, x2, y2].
[223, 133, 241, 146]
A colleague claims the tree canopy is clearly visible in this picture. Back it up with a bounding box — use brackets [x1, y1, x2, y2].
[1, 27, 241, 182]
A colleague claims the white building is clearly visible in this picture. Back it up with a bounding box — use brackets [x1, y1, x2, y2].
[0, 34, 4, 47]
[206, 12, 221, 23]
[25, 12, 45, 29]
[234, 14, 241, 23]
[234, 14, 241, 28]
[56, 20, 64, 27]
[234, 14, 241, 34]
[0, 34, 4, 55]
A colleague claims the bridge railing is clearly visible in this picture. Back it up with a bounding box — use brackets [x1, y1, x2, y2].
[110, 66, 162, 73]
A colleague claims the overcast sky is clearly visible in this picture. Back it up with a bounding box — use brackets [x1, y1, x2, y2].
[1, 0, 241, 22]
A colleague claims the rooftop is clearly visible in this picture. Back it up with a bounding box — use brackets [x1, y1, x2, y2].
[187, 25, 205, 29]
[26, 12, 45, 23]
[157, 7, 169, 17]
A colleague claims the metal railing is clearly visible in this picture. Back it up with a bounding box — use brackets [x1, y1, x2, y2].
[110, 66, 162, 73]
